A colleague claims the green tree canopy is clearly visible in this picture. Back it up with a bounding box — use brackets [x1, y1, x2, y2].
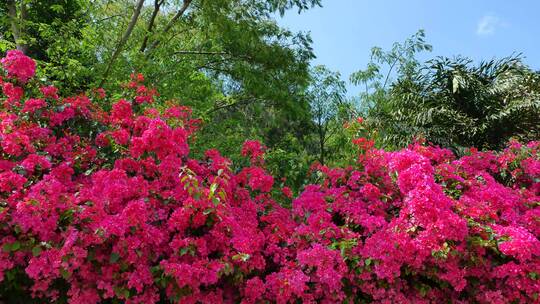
[352, 31, 540, 152]
[1, 0, 321, 163]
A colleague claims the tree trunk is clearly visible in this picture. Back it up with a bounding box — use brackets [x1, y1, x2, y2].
[6, 0, 28, 53]
[318, 126, 326, 165]
[319, 137, 325, 165]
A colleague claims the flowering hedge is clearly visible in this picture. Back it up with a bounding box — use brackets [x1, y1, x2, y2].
[0, 50, 539, 303]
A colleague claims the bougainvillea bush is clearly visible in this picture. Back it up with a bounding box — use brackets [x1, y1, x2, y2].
[0, 50, 539, 303]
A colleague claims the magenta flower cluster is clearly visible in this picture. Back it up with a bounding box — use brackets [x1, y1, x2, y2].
[0, 51, 539, 303]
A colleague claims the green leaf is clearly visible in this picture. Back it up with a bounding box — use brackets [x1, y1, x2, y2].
[452, 75, 460, 93]
[110, 252, 120, 263]
[50, 4, 65, 13]
[209, 183, 218, 199]
[32, 246, 42, 257]
[2, 243, 11, 252]
[11, 241, 20, 251]
[114, 286, 130, 299]
[232, 253, 250, 262]
[218, 190, 226, 200]
[60, 268, 71, 280]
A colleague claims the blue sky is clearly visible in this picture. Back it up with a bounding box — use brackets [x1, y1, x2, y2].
[278, 0, 540, 95]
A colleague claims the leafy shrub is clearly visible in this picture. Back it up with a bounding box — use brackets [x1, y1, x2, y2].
[0, 51, 539, 303]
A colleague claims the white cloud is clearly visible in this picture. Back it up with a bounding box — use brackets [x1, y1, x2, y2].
[476, 14, 505, 36]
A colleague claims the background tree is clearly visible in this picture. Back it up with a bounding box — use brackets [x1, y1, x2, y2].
[351, 30, 540, 153]
[350, 30, 432, 149]
[0, 0, 93, 92]
[0, 0, 321, 168]
[93, 0, 321, 164]
[393, 55, 540, 151]
[307, 65, 347, 165]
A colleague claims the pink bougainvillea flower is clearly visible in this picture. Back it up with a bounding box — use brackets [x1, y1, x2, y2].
[1, 50, 36, 83]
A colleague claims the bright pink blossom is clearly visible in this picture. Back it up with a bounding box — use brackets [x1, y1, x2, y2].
[1, 50, 36, 83]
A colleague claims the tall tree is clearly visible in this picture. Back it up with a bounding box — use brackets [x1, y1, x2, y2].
[350, 29, 432, 111]
[307, 65, 347, 165]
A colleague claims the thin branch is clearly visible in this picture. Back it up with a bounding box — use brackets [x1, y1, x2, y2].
[324, 123, 342, 144]
[382, 59, 398, 91]
[99, 0, 145, 87]
[194, 59, 231, 71]
[163, 26, 195, 45]
[382, 44, 416, 90]
[139, 0, 163, 52]
[206, 97, 256, 115]
[94, 14, 125, 24]
[174, 50, 230, 56]
[145, 0, 193, 56]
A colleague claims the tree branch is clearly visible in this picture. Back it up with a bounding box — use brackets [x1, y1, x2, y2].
[99, 0, 145, 87]
[145, 0, 193, 56]
[174, 50, 230, 56]
[206, 97, 256, 115]
[139, 0, 163, 52]
[382, 44, 415, 90]
[94, 14, 125, 24]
